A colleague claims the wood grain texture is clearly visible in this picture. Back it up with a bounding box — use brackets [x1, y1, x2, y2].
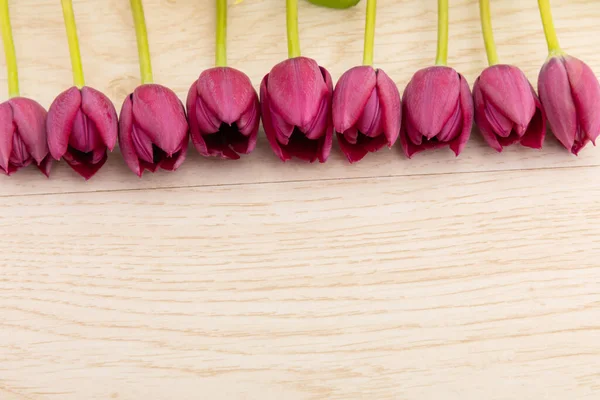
[1, 0, 600, 399]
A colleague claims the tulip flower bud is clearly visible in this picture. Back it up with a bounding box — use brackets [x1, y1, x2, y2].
[47, 86, 118, 179]
[0, 97, 52, 176]
[119, 84, 189, 176]
[400, 66, 474, 158]
[187, 67, 260, 159]
[260, 57, 333, 163]
[333, 66, 401, 162]
[473, 65, 545, 152]
[538, 55, 600, 154]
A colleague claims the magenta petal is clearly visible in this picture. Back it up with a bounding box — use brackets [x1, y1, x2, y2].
[449, 74, 473, 156]
[35, 154, 53, 177]
[519, 85, 546, 149]
[63, 148, 108, 180]
[81, 86, 118, 151]
[118, 94, 142, 177]
[376, 69, 401, 147]
[403, 66, 461, 139]
[0, 101, 14, 172]
[538, 56, 577, 151]
[317, 66, 333, 163]
[9, 97, 49, 165]
[478, 65, 536, 130]
[186, 79, 210, 157]
[267, 57, 329, 131]
[47, 86, 81, 160]
[197, 67, 257, 126]
[337, 131, 368, 163]
[474, 78, 503, 152]
[132, 84, 188, 157]
[332, 66, 377, 133]
[354, 87, 382, 137]
[260, 74, 289, 162]
[564, 55, 600, 147]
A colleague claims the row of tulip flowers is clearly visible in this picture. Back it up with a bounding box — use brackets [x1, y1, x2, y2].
[1, 0, 598, 179]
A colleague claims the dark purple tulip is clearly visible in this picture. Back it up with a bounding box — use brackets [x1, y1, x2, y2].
[119, 84, 189, 177]
[187, 67, 260, 159]
[332, 66, 401, 163]
[260, 57, 333, 163]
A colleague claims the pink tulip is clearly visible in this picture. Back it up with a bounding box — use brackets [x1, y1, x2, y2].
[119, 84, 189, 177]
[400, 66, 474, 158]
[473, 65, 545, 152]
[47, 86, 117, 179]
[332, 66, 401, 162]
[538, 55, 600, 155]
[0, 97, 51, 176]
[186, 67, 260, 160]
[260, 57, 333, 163]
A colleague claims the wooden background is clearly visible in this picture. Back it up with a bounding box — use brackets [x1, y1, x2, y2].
[1, 0, 600, 399]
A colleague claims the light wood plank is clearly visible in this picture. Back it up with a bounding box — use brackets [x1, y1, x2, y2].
[1, 166, 599, 399]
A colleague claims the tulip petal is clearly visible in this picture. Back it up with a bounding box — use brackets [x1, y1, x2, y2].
[337, 131, 368, 163]
[473, 78, 503, 152]
[519, 85, 546, 150]
[63, 147, 108, 180]
[376, 69, 401, 147]
[260, 74, 290, 162]
[355, 87, 382, 138]
[478, 65, 536, 130]
[267, 57, 329, 130]
[81, 86, 118, 151]
[186, 79, 210, 157]
[132, 84, 188, 157]
[69, 109, 104, 153]
[47, 86, 81, 160]
[35, 154, 52, 177]
[449, 74, 473, 156]
[9, 97, 49, 165]
[332, 66, 376, 133]
[118, 94, 142, 177]
[404, 66, 460, 139]
[317, 66, 333, 163]
[158, 136, 188, 172]
[564, 55, 600, 152]
[538, 56, 577, 152]
[197, 67, 257, 126]
[484, 101, 513, 138]
[0, 101, 15, 173]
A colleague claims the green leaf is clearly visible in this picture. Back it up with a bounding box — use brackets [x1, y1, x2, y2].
[305, 0, 361, 9]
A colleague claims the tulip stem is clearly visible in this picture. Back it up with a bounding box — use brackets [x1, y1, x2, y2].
[478, 0, 499, 65]
[362, 0, 376, 66]
[434, 0, 448, 66]
[130, 0, 154, 84]
[215, 0, 227, 67]
[0, 0, 19, 97]
[537, 0, 563, 56]
[286, 0, 301, 58]
[61, 0, 85, 88]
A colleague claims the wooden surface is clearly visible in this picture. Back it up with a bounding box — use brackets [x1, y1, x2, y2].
[1, 0, 600, 399]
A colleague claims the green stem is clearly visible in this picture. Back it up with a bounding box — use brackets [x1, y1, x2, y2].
[434, 0, 448, 66]
[537, 0, 563, 56]
[479, 0, 499, 65]
[215, 0, 227, 66]
[0, 0, 19, 97]
[61, 0, 85, 88]
[286, 0, 301, 58]
[362, 0, 376, 65]
[130, 0, 153, 84]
